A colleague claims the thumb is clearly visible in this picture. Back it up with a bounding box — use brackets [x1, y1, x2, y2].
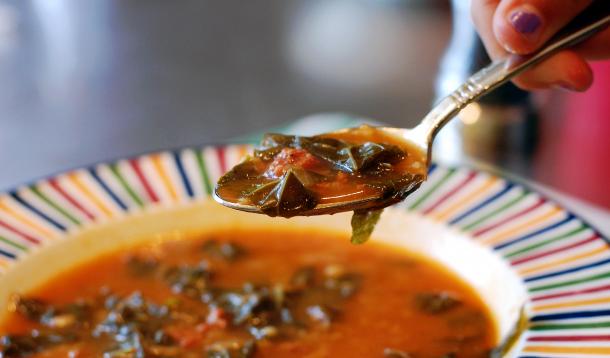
[493, 0, 593, 55]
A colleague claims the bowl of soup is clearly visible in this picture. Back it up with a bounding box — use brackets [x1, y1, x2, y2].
[0, 198, 527, 357]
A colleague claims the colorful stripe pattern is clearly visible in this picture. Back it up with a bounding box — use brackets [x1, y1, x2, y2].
[0, 146, 608, 357]
[402, 166, 610, 357]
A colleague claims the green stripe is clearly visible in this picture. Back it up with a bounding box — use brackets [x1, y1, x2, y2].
[504, 225, 588, 259]
[195, 150, 213, 195]
[530, 321, 610, 330]
[408, 169, 455, 210]
[460, 190, 529, 231]
[0, 235, 27, 251]
[109, 164, 144, 207]
[529, 271, 610, 292]
[30, 186, 80, 225]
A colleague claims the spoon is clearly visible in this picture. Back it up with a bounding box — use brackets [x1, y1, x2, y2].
[215, 1, 610, 216]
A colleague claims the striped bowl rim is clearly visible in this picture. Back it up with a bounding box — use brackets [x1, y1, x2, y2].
[0, 144, 609, 357]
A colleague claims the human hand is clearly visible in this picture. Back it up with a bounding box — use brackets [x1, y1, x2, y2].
[471, 0, 610, 91]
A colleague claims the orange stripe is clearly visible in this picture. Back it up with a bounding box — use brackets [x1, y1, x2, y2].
[534, 296, 610, 312]
[68, 173, 113, 218]
[238, 145, 249, 160]
[519, 245, 608, 277]
[151, 154, 178, 202]
[524, 346, 610, 354]
[481, 207, 562, 246]
[0, 199, 54, 238]
[0, 256, 10, 270]
[433, 177, 498, 221]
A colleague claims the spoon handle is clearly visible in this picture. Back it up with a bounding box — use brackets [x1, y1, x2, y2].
[416, 0, 610, 148]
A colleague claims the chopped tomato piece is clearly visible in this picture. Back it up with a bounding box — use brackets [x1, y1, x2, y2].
[265, 148, 322, 178]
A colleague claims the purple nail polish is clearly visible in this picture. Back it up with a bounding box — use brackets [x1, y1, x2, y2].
[510, 10, 541, 34]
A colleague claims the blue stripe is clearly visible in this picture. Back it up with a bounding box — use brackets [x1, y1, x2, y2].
[494, 214, 576, 250]
[173, 151, 194, 198]
[531, 309, 610, 322]
[448, 183, 515, 226]
[9, 192, 66, 231]
[525, 257, 610, 282]
[88, 168, 128, 211]
[0, 247, 16, 259]
[427, 163, 437, 175]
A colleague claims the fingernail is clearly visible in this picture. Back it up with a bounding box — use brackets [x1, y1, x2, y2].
[509, 10, 542, 34]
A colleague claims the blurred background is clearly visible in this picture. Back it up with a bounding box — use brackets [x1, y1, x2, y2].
[0, 0, 609, 211]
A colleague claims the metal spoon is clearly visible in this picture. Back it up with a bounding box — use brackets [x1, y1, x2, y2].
[215, 1, 610, 216]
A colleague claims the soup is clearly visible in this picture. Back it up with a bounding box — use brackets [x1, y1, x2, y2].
[216, 126, 427, 216]
[0, 230, 495, 357]
[215, 125, 427, 243]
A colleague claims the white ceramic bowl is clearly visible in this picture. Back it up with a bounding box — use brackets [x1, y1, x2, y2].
[0, 201, 528, 349]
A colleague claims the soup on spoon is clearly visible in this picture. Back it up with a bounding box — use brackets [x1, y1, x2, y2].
[215, 125, 427, 243]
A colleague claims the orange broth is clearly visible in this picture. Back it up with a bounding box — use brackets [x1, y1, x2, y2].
[0, 230, 496, 357]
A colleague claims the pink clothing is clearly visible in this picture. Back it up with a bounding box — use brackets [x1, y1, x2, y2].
[536, 61, 610, 208]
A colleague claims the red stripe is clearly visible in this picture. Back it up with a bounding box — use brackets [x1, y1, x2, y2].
[217, 147, 227, 174]
[472, 198, 546, 237]
[528, 335, 610, 342]
[532, 284, 610, 302]
[48, 178, 96, 221]
[129, 159, 159, 203]
[0, 219, 40, 244]
[510, 234, 600, 266]
[421, 172, 477, 215]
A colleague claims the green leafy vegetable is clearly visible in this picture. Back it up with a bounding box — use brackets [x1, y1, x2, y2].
[337, 142, 404, 173]
[350, 209, 383, 244]
[248, 170, 317, 217]
[415, 292, 461, 314]
[202, 240, 246, 261]
[255, 133, 405, 175]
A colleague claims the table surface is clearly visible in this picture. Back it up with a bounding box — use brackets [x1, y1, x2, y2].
[1, 0, 608, 234]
